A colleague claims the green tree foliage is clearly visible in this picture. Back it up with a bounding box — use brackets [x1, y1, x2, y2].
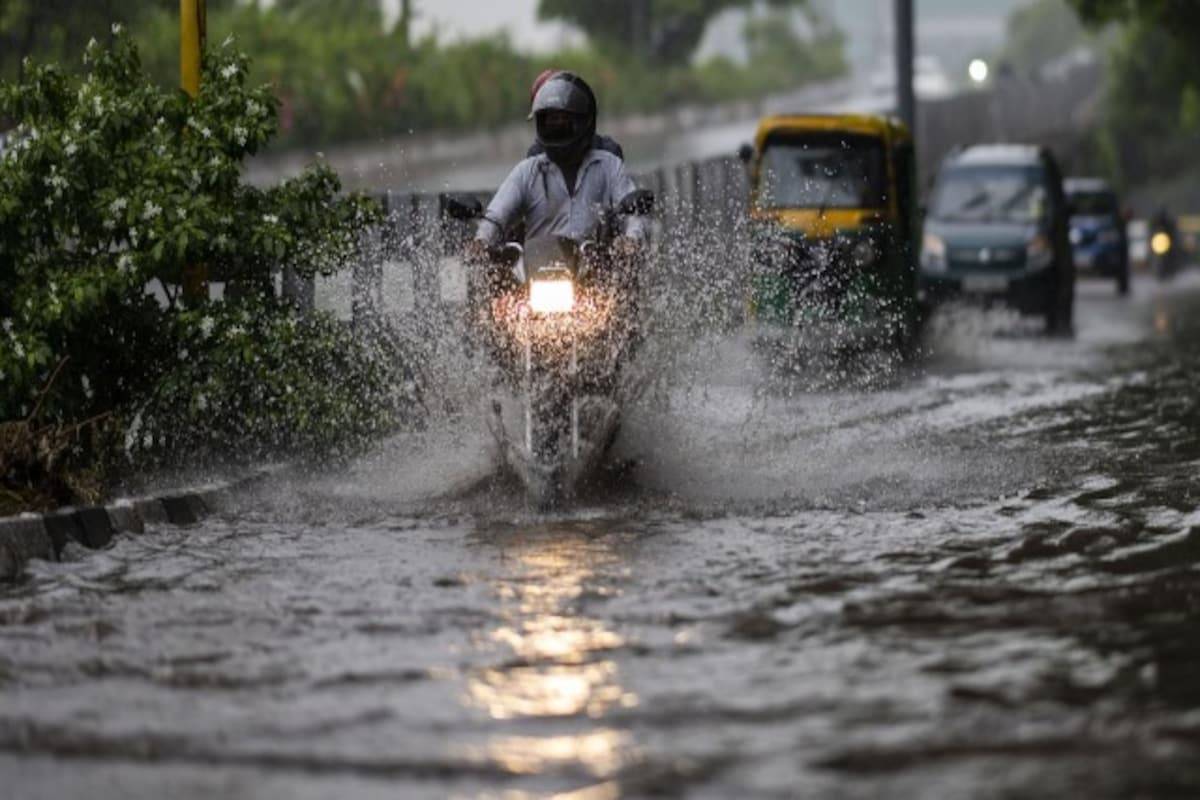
[1001, 0, 1088, 74]
[1067, 0, 1200, 185]
[1069, 0, 1200, 32]
[0, 31, 409, 505]
[537, 0, 812, 66]
[4, 1, 847, 149]
[0, 1, 229, 81]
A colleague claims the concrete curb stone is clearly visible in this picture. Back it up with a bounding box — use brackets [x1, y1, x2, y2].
[0, 465, 287, 583]
[0, 515, 54, 582]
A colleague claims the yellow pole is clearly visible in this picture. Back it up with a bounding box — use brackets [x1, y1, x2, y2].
[181, 0, 207, 302]
[180, 0, 205, 98]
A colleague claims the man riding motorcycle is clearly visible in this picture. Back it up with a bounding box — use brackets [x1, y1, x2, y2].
[465, 71, 645, 266]
[458, 71, 651, 507]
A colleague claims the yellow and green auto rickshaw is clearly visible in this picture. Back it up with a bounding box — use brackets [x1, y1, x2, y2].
[741, 113, 921, 350]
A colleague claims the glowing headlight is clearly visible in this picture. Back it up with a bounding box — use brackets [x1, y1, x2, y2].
[1151, 232, 1172, 256]
[920, 232, 947, 273]
[529, 278, 575, 314]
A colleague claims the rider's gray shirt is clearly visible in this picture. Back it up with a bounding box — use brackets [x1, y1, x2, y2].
[475, 150, 647, 245]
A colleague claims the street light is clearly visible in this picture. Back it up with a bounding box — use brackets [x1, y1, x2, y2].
[968, 58, 990, 85]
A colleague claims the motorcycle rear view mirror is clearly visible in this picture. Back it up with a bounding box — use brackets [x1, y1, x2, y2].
[443, 195, 483, 221]
[619, 189, 655, 216]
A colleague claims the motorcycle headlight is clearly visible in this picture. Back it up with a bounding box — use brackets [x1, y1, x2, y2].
[920, 233, 947, 273]
[529, 278, 575, 314]
[1026, 234, 1054, 270]
[1151, 232, 1172, 256]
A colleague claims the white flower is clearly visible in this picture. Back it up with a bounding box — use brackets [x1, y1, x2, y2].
[195, 393, 208, 411]
[111, 23, 123, 35]
[245, 100, 263, 117]
[87, 37, 98, 51]
[177, 207, 187, 220]
[179, 348, 189, 361]
[81, 375, 93, 398]
[262, 214, 279, 224]
[199, 316, 215, 338]
[117, 254, 133, 274]
[129, 228, 139, 247]
[228, 324, 245, 338]
[233, 126, 247, 146]
[220, 64, 239, 80]
[64, 142, 77, 157]
[110, 197, 127, 213]
[142, 201, 161, 221]
[14, 341, 25, 359]
[2, 319, 12, 334]
[222, 34, 235, 48]
[199, 126, 211, 139]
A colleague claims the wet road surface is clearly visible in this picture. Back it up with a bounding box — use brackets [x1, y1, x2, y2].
[3, 276, 1200, 798]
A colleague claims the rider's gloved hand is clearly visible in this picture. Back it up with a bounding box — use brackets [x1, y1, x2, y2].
[611, 236, 642, 262]
[464, 238, 490, 266]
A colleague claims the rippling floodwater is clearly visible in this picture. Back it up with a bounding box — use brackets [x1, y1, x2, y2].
[3, 277, 1200, 799]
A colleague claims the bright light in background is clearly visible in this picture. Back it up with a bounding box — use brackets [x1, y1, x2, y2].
[968, 58, 990, 84]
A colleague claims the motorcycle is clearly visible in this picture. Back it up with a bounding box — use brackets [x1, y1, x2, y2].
[1150, 218, 1182, 282]
[445, 190, 654, 508]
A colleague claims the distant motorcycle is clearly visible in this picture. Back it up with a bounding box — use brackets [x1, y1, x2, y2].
[446, 190, 653, 508]
[1150, 214, 1182, 282]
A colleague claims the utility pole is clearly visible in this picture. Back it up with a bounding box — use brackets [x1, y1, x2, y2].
[895, 0, 916, 140]
[399, 0, 414, 48]
[181, 0, 207, 303]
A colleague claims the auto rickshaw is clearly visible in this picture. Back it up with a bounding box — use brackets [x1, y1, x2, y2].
[740, 114, 920, 351]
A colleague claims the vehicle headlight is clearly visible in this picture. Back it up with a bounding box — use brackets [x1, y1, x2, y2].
[1069, 228, 1083, 245]
[920, 232, 947, 273]
[1151, 232, 1172, 255]
[1026, 234, 1054, 270]
[529, 278, 575, 314]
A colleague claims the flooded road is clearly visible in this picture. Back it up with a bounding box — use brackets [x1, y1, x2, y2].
[4, 276, 1200, 798]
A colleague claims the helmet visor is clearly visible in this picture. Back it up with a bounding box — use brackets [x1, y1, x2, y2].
[536, 110, 587, 147]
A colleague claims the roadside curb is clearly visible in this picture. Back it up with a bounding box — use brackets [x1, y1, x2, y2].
[0, 464, 293, 583]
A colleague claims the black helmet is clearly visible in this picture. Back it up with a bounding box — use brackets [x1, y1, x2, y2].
[531, 72, 597, 166]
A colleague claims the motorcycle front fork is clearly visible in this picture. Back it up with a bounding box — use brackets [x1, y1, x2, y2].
[523, 337, 579, 460]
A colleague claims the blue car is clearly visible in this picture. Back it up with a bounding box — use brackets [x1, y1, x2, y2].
[1065, 178, 1129, 296]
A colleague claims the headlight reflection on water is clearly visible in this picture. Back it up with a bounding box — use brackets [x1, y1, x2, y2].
[461, 535, 640, 781]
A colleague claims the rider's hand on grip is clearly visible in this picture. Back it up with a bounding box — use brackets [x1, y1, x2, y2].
[611, 236, 641, 263]
[464, 238, 490, 266]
